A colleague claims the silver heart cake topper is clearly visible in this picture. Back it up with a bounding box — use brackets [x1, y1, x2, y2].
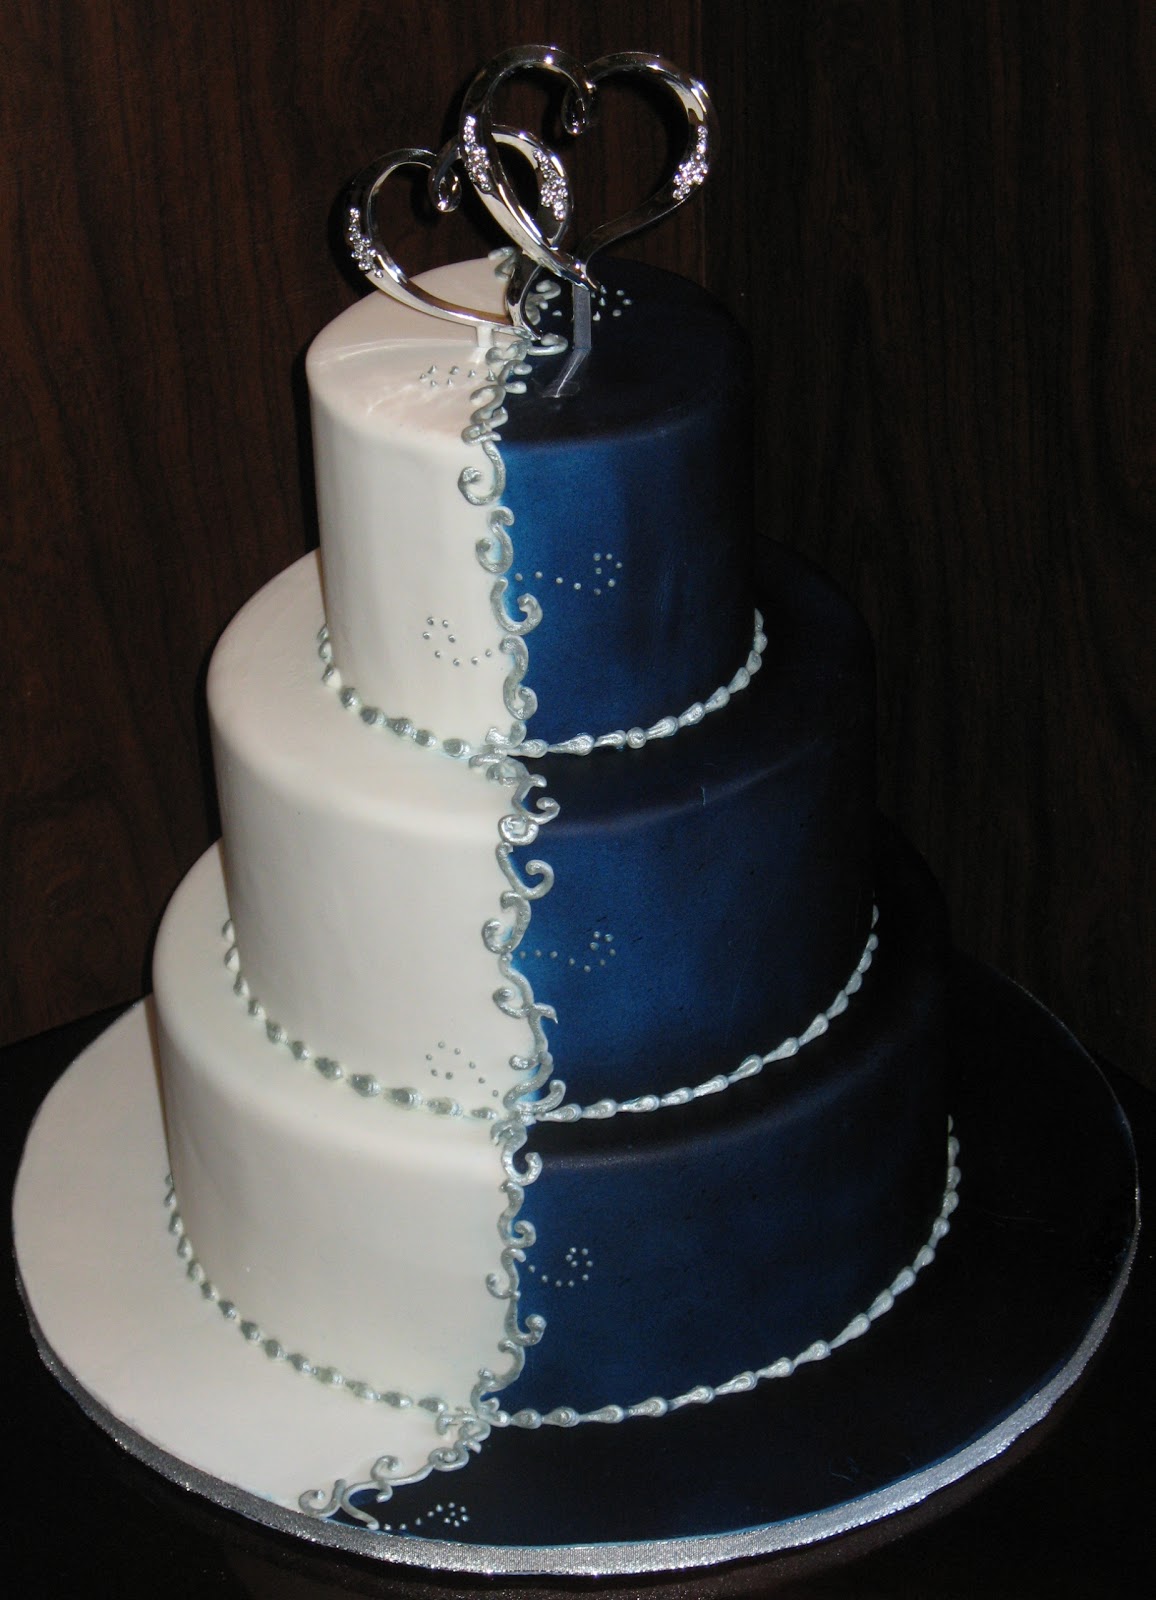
[346, 127, 572, 330]
[345, 44, 716, 345]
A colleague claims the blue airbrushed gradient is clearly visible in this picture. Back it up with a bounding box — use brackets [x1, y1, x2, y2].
[503, 830, 949, 1418]
[514, 543, 876, 1105]
[485, 267, 933, 1428]
[500, 262, 753, 746]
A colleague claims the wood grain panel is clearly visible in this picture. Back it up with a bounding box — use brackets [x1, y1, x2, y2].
[706, 1, 1153, 1083]
[2, 2, 1151, 1083]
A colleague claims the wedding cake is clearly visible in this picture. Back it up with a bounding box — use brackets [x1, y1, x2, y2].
[150, 50, 957, 1520]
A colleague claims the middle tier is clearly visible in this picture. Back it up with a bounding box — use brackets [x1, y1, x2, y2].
[211, 545, 875, 1105]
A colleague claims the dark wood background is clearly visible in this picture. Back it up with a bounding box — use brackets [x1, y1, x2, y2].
[2, 1, 1152, 1085]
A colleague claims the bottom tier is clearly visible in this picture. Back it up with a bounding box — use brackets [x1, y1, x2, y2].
[154, 826, 948, 1468]
[508, 825, 950, 1417]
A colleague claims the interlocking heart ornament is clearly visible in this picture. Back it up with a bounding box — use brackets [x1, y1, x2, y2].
[346, 45, 715, 338]
[346, 128, 572, 329]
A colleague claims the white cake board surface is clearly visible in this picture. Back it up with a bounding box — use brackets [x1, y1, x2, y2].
[12, 980, 1139, 1577]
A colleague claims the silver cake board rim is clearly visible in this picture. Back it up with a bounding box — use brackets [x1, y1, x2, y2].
[11, 976, 1140, 1578]
[16, 1240, 1135, 1577]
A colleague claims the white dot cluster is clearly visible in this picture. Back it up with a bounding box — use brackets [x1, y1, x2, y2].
[546, 283, 633, 323]
[378, 1499, 471, 1533]
[517, 928, 617, 974]
[417, 362, 481, 389]
[535, 909, 880, 1124]
[526, 1244, 594, 1289]
[513, 550, 623, 598]
[220, 920, 504, 1121]
[320, 611, 767, 765]
[419, 615, 496, 669]
[494, 1127, 961, 1432]
[424, 1038, 499, 1099]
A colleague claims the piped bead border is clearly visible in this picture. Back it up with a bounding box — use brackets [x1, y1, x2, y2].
[164, 1176, 463, 1417]
[318, 609, 766, 764]
[219, 908, 879, 1126]
[532, 908, 879, 1123]
[489, 1124, 960, 1429]
[222, 921, 505, 1122]
[164, 1122, 957, 1440]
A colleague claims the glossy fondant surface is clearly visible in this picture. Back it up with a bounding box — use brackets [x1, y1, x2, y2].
[307, 259, 753, 750]
[13, 963, 1139, 1569]
[519, 543, 876, 1103]
[500, 262, 754, 745]
[154, 847, 514, 1457]
[205, 550, 875, 1108]
[150, 253, 948, 1508]
[510, 827, 949, 1415]
[149, 827, 947, 1444]
[208, 554, 536, 1100]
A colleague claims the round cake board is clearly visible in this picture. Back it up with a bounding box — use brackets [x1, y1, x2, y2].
[12, 959, 1139, 1578]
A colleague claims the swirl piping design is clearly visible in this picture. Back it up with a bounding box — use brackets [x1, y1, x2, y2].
[284, 1127, 959, 1526]
[301, 272, 563, 1518]
[217, 905, 875, 1127]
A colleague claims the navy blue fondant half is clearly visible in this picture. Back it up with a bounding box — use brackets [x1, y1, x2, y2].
[514, 543, 876, 1105]
[503, 825, 949, 1419]
[500, 261, 753, 747]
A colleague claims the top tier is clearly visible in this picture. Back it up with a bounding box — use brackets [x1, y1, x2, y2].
[308, 257, 753, 751]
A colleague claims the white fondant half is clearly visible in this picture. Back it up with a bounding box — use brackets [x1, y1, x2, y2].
[154, 847, 518, 1445]
[15, 1003, 496, 1499]
[308, 261, 520, 746]
[209, 552, 534, 1098]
